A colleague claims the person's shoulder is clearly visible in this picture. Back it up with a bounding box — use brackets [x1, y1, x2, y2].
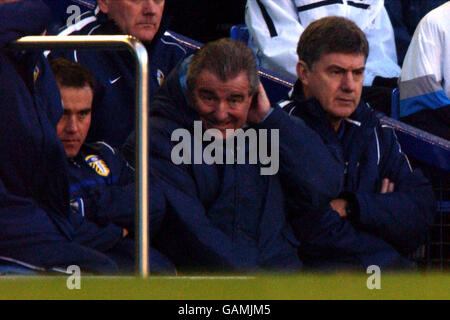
[277, 98, 297, 116]
[157, 30, 191, 56]
[55, 9, 100, 36]
[418, 3, 450, 33]
[82, 141, 117, 159]
[349, 101, 384, 129]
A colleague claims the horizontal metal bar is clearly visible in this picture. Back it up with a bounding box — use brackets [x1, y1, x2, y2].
[9, 35, 136, 50]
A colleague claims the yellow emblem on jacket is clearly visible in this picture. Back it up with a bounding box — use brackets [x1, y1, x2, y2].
[157, 69, 165, 86]
[85, 155, 110, 177]
[33, 66, 40, 83]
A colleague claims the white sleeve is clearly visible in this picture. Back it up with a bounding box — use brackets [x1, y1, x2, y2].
[245, 0, 301, 81]
[399, 5, 450, 117]
[363, 5, 401, 85]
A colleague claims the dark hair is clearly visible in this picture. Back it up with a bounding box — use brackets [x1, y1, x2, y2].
[186, 38, 259, 95]
[297, 16, 369, 68]
[49, 58, 96, 90]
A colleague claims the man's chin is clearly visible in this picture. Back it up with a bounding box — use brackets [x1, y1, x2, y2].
[333, 104, 358, 117]
[63, 146, 80, 158]
[204, 128, 233, 140]
[133, 29, 157, 42]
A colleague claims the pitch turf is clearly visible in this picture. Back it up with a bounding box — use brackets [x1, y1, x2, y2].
[0, 272, 448, 299]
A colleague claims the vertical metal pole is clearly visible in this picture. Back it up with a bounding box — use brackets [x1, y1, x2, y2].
[132, 40, 150, 277]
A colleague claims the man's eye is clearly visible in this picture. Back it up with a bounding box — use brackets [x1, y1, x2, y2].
[229, 97, 244, 105]
[201, 95, 215, 102]
[78, 111, 90, 119]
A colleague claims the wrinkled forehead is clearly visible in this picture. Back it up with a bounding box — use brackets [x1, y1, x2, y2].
[194, 69, 252, 95]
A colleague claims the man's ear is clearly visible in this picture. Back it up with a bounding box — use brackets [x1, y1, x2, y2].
[97, 0, 109, 14]
[296, 60, 309, 85]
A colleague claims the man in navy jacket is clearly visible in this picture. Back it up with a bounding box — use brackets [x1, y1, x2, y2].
[0, 0, 134, 274]
[123, 38, 345, 272]
[49, 0, 194, 148]
[50, 57, 175, 273]
[280, 16, 436, 270]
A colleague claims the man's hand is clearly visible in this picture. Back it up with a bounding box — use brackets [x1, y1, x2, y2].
[247, 82, 271, 124]
[380, 178, 395, 193]
[330, 198, 348, 218]
[122, 228, 129, 238]
[330, 178, 394, 218]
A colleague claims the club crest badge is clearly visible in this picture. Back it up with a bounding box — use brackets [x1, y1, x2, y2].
[85, 155, 110, 177]
[33, 66, 40, 83]
[156, 69, 165, 86]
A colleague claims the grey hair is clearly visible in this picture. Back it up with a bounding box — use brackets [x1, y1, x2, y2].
[186, 38, 259, 96]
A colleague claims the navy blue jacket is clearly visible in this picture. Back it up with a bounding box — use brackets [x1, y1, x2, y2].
[67, 141, 167, 237]
[66, 141, 176, 273]
[123, 58, 345, 272]
[282, 81, 436, 270]
[49, 8, 194, 148]
[0, 0, 128, 273]
[68, 142, 134, 230]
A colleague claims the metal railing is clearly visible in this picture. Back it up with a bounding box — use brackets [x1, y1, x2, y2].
[9, 35, 150, 277]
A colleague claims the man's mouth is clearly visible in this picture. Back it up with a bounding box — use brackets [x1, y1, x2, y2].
[62, 139, 80, 145]
[336, 97, 354, 104]
[137, 22, 156, 28]
[204, 121, 232, 132]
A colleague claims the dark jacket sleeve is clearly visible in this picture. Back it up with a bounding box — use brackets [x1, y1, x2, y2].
[290, 206, 409, 269]
[352, 126, 436, 254]
[79, 171, 166, 238]
[69, 210, 123, 252]
[384, 0, 411, 65]
[0, 0, 52, 48]
[78, 150, 136, 232]
[255, 107, 344, 213]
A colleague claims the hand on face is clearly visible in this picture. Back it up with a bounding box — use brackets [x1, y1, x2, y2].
[247, 82, 271, 124]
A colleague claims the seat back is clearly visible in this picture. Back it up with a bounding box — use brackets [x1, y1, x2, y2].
[390, 87, 400, 119]
[230, 24, 250, 44]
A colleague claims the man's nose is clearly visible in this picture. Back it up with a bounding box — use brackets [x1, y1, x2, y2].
[65, 117, 79, 133]
[142, 0, 157, 15]
[213, 100, 229, 122]
[341, 72, 357, 92]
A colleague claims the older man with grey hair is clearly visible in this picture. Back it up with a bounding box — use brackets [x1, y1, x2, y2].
[123, 38, 343, 272]
[49, 0, 193, 148]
